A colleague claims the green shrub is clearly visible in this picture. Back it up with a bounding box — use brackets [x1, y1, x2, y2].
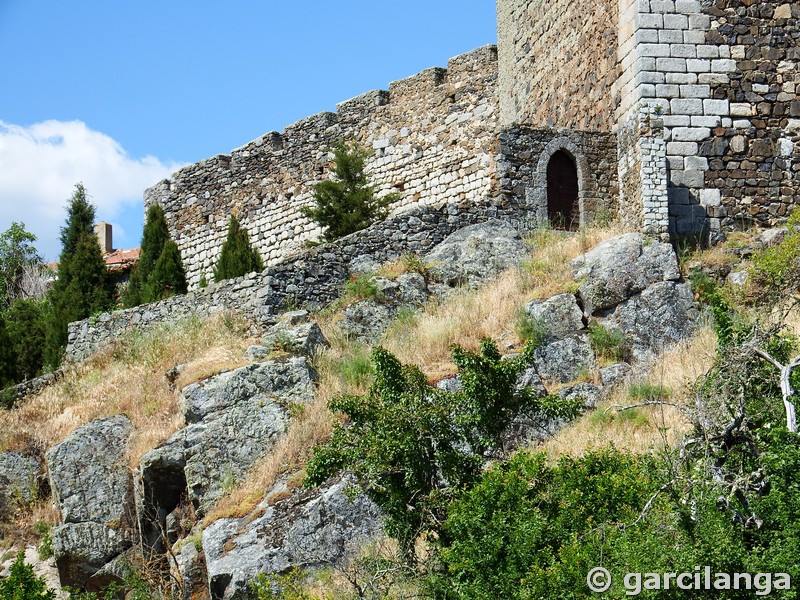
[306, 340, 571, 558]
[749, 209, 800, 306]
[587, 321, 627, 363]
[250, 568, 314, 600]
[301, 141, 398, 241]
[34, 522, 53, 560]
[342, 273, 378, 302]
[213, 214, 264, 283]
[337, 345, 375, 388]
[628, 381, 671, 402]
[0, 552, 56, 599]
[514, 308, 548, 348]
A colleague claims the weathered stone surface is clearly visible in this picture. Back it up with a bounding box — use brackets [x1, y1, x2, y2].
[52, 522, 131, 591]
[203, 476, 381, 600]
[570, 233, 680, 316]
[557, 383, 603, 408]
[172, 539, 208, 600]
[46, 415, 134, 526]
[262, 322, 329, 357]
[46, 415, 136, 589]
[599, 362, 633, 388]
[600, 282, 698, 361]
[396, 273, 429, 306]
[524, 293, 585, 340]
[178, 359, 316, 516]
[425, 220, 530, 286]
[534, 334, 596, 383]
[340, 300, 394, 343]
[0, 452, 39, 516]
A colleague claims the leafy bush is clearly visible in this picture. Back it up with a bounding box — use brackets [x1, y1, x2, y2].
[250, 568, 314, 600]
[0, 553, 56, 600]
[587, 321, 627, 363]
[301, 141, 398, 241]
[342, 273, 378, 302]
[34, 522, 53, 560]
[306, 340, 570, 557]
[514, 308, 548, 348]
[749, 209, 800, 306]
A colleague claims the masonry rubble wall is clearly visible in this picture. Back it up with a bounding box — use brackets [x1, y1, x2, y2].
[611, 0, 798, 239]
[496, 0, 620, 130]
[65, 195, 534, 363]
[498, 127, 619, 226]
[145, 46, 500, 288]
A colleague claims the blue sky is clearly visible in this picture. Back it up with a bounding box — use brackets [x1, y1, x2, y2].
[0, 1, 497, 260]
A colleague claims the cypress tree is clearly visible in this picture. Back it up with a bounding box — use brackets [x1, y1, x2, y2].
[0, 312, 14, 389]
[45, 185, 114, 368]
[5, 299, 47, 382]
[146, 240, 188, 300]
[213, 215, 264, 282]
[125, 204, 187, 306]
[301, 141, 397, 241]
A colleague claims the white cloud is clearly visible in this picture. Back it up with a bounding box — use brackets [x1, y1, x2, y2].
[0, 120, 184, 260]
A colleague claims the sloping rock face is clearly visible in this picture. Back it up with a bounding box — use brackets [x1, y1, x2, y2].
[138, 357, 317, 551]
[534, 334, 596, 383]
[46, 415, 135, 590]
[202, 476, 381, 600]
[569, 233, 680, 316]
[425, 220, 529, 286]
[0, 451, 40, 517]
[524, 293, 585, 340]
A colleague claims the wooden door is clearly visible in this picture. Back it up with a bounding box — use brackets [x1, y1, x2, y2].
[546, 150, 579, 230]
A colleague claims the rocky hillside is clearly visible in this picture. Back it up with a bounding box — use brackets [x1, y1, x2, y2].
[2, 219, 788, 599]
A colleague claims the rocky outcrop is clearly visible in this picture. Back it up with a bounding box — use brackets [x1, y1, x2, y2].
[259, 311, 329, 357]
[599, 281, 698, 362]
[46, 415, 135, 590]
[569, 233, 680, 316]
[425, 220, 530, 287]
[533, 334, 596, 383]
[524, 293, 585, 340]
[203, 476, 381, 600]
[0, 452, 40, 517]
[138, 357, 318, 553]
[340, 300, 394, 343]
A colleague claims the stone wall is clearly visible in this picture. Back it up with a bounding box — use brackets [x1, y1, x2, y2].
[701, 1, 800, 230]
[66, 195, 534, 363]
[611, 0, 798, 239]
[498, 127, 619, 225]
[496, 0, 620, 130]
[146, 46, 499, 288]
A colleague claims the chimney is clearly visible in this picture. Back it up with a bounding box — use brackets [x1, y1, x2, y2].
[94, 222, 113, 254]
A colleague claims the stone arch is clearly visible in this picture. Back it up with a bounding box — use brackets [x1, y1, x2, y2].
[531, 137, 591, 229]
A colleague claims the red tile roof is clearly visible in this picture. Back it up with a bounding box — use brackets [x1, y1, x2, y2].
[104, 248, 140, 272]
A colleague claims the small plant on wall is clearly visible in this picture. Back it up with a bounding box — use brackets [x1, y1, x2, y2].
[301, 141, 399, 241]
[213, 214, 264, 283]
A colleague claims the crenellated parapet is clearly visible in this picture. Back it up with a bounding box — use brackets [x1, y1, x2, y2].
[145, 45, 500, 287]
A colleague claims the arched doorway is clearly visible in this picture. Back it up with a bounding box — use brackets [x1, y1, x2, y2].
[546, 150, 580, 230]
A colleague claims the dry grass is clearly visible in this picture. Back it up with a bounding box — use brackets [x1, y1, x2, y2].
[204, 224, 628, 521]
[0, 312, 253, 466]
[538, 324, 718, 459]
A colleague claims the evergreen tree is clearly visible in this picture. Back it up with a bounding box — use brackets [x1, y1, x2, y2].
[5, 299, 47, 382]
[146, 240, 188, 300]
[125, 204, 187, 306]
[213, 214, 264, 282]
[0, 312, 14, 389]
[45, 185, 114, 368]
[301, 141, 397, 241]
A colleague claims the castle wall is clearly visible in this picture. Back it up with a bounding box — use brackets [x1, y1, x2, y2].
[496, 0, 620, 131]
[701, 1, 800, 230]
[146, 46, 499, 288]
[498, 127, 619, 225]
[65, 195, 534, 363]
[612, 0, 798, 239]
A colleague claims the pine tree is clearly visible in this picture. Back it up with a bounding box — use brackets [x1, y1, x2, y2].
[301, 141, 397, 241]
[213, 215, 264, 282]
[125, 204, 187, 306]
[146, 240, 188, 300]
[45, 185, 114, 368]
